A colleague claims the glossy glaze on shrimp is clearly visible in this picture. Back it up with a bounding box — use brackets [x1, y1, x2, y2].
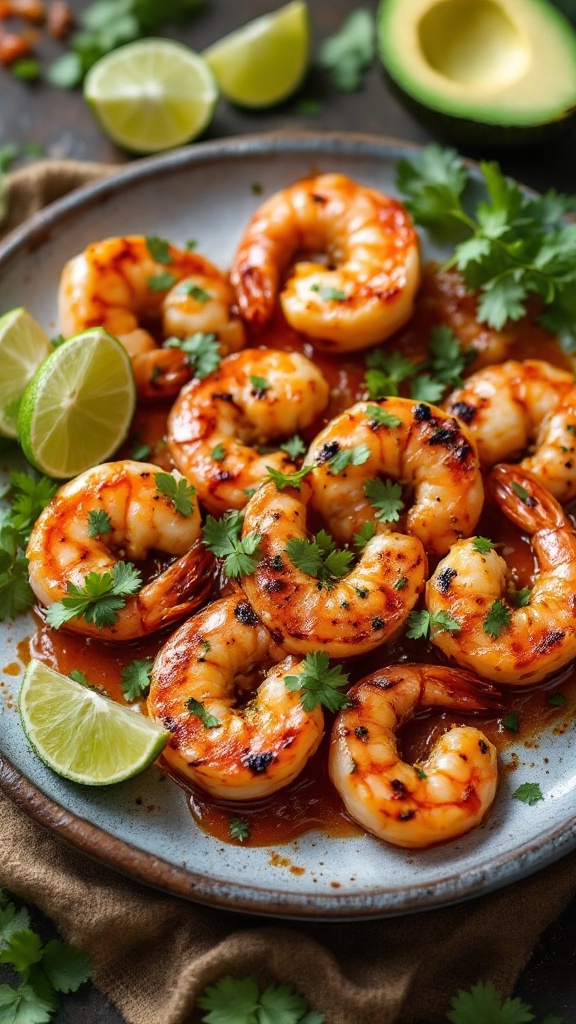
[58, 235, 245, 400]
[305, 397, 484, 556]
[167, 348, 330, 514]
[231, 173, 420, 352]
[26, 461, 215, 641]
[426, 464, 576, 685]
[148, 595, 324, 799]
[445, 359, 576, 502]
[329, 663, 499, 848]
[239, 479, 427, 658]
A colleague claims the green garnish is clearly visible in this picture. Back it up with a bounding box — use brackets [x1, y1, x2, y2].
[280, 435, 307, 459]
[512, 782, 544, 806]
[186, 696, 220, 729]
[45, 562, 142, 630]
[284, 651, 350, 712]
[147, 271, 177, 292]
[154, 471, 196, 517]
[326, 443, 370, 475]
[120, 658, 153, 701]
[228, 817, 250, 843]
[511, 481, 532, 503]
[266, 464, 313, 490]
[249, 374, 271, 393]
[210, 443, 226, 462]
[406, 609, 461, 640]
[196, 974, 324, 1024]
[285, 530, 353, 587]
[503, 712, 520, 733]
[310, 284, 347, 301]
[318, 8, 375, 91]
[178, 282, 211, 302]
[145, 235, 172, 264]
[163, 332, 221, 379]
[513, 587, 531, 608]
[447, 980, 547, 1024]
[483, 599, 511, 638]
[353, 520, 377, 549]
[365, 402, 404, 428]
[87, 509, 112, 538]
[202, 511, 261, 579]
[364, 478, 404, 522]
[547, 693, 567, 708]
[473, 536, 494, 554]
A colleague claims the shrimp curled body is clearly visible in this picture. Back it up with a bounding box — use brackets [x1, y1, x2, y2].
[427, 465, 576, 684]
[58, 235, 245, 400]
[231, 174, 420, 352]
[445, 359, 576, 502]
[168, 348, 330, 514]
[329, 664, 499, 848]
[148, 595, 324, 799]
[26, 461, 215, 641]
[306, 398, 484, 556]
[239, 480, 427, 658]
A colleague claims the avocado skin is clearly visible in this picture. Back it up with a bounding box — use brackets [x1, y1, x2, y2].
[383, 68, 576, 150]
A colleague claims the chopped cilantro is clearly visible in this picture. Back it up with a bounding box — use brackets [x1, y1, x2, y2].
[179, 282, 211, 302]
[327, 443, 370, 475]
[210, 443, 226, 462]
[202, 511, 261, 579]
[513, 587, 531, 608]
[406, 609, 461, 640]
[512, 782, 544, 806]
[280, 435, 307, 459]
[44, 562, 142, 630]
[319, 8, 375, 91]
[511, 481, 532, 504]
[364, 477, 404, 522]
[310, 283, 347, 301]
[266, 464, 313, 490]
[353, 520, 377, 549]
[249, 374, 271, 393]
[163, 332, 221, 379]
[145, 235, 172, 264]
[228, 817, 250, 843]
[154, 471, 196, 517]
[503, 711, 520, 732]
[473, 536, 494, 554]
[547, 692, 567, 708]
[284, 651, 350, 712]
[87, 509, 112, 538]
[147, 271, 177, 292]
[186, 696, 220, 729]
[483, 599, 511, 638]
[285, 530, 353, 587]
[365, 403, 403, 428]
[120, 658, 153, 701]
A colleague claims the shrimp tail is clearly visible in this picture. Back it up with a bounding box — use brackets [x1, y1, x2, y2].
[366, 663, 504, 713]
[139, 542, 217, 632]
[490, 463, 569, 534]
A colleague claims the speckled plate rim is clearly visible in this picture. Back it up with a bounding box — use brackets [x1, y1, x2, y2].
[1, 131, 576, 920]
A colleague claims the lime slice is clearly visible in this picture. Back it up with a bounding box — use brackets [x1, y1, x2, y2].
[84, 39, 218, 154]
[17, 327, 136, 479]
[0, 307, 51, 440]
[204, 0, 310, 108]
[19, 660, 169, 786]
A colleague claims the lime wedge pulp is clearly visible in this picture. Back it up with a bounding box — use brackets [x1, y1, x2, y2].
[0, 307, 51, 439]
[19, 660, 169, 786]
[204, 0, 311, 108]
[17, 327, 136, 480]
[84, 38, 218, 154]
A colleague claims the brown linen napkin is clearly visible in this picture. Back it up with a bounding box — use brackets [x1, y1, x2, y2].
[1, 160, 576, 1024]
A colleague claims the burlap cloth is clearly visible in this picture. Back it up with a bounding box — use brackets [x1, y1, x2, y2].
[1, 160, 575, 1024]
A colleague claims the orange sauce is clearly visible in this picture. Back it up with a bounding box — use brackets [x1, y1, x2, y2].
[16, 262, 576, 848]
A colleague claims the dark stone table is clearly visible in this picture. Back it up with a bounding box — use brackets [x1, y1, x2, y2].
[2, 1, 576, 1020]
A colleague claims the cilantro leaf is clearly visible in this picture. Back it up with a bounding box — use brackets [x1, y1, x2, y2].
[319, 8, 375, 92]
[41, 940, 92, 994]
[249, 374, 271, 393]
[197, 975, 261, 1023]
[310, 284, 347, 301]
[178, 282, 212, 302]
[364, 478, 404, 522]
[326, 443, 370, 475]
[503, 712, 520, 733]
[363, 349, 418, 399]
[473, 537, 494, 554]
[353, 520, 376, 549]
[210, 443, 226, 462]
[186, 697, 221, 729]
[147, 271, 176, 292]
[512, 782, 544, 806]
[202, 512, 261, 579]
[0, 929, 43, 972]
[285, 531, 353, 587]
[447, 980, 535, 1024]
[266, 465, 313, 490]
[364, 403, 403, 428]
[44, 562, 142, 630]
[483, 599, 511, 638]
[145, 235, 171, 264]
[0, 980, 56, 1023]
[228, 817, 250, 843]
[163, 332, 221, 379]
[406, 609, 461, 640]
[280, 435, 307, 459]
[6, 472, 57, 540]
[284, 651, 350, 712]
[154, 471, 196, 516]
[87, 509, 112, 538]
[547, 693, 566, 708]
[120, 658, 153, 701]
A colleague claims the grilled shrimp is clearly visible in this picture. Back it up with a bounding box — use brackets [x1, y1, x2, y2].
[426, 465, 576, 685]
[58, 235, 244, 399]
[329, 663, 499, 848]
[239, 479, 427, 658]
[230, 173, 420, 352]
[26, 461, 215, 641]
[305, 397, 484, 556]
[445, 359, 576, 502]
[148, 595, 324, 799]
[167, 348, 330, 514]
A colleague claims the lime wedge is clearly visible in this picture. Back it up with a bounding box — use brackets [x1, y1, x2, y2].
[84, 39, 218, 154]
[204, 0, 310, 108]
[17, 327, 136, 479]
[19, 659, 169, 786]
[0, 307, 51, 440]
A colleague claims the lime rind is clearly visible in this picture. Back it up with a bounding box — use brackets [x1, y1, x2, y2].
[17, 327, 136, 479]
[19, 660, 169, 786]
[0, 307, 51, 440]
[203, 0, 311, 109]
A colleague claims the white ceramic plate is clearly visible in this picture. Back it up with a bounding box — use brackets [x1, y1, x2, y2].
[1, 133, 575, 919]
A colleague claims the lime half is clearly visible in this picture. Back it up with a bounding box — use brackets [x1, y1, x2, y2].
[84, 38, 218, 154]
[204, 0, 310, 108]
[17, 327, 136, 479]
[19, 660, 169, 786]
[0, 307, 51, 439]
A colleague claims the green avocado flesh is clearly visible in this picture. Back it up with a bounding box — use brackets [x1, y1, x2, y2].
[378, 0, 576, 133]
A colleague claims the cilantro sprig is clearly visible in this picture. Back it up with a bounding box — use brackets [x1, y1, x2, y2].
[45, 562, 142, 630]
[284, 651, 350, 712]
[202, 511, 262, 579]
[364, 326, 474, 403]
[120, 658, 153, 701]
[364, 478, 404, 523]
[406, 609, 461, 640]
[163, 332, 222, 379]
[396, 144, 576, 347]
[197, 974, 324, 1024]
[447, 980, 555, 1024]
[319, 8, 375, 92]
[154, 471, 196, 517]
[0, 889, 91, 1023]
[285, 530, 354, 587]
[0, 472, 58, 621]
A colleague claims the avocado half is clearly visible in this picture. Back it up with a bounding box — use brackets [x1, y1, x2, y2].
[377, 0, 576, 147]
